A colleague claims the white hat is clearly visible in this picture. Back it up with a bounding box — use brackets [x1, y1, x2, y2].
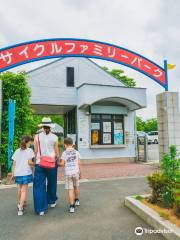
[38, 117, 55, 128]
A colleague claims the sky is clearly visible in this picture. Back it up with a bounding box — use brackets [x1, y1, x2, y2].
[0, 0, 179, 119]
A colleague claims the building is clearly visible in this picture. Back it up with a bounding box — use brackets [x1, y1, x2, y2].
[28, 57, 147, 163]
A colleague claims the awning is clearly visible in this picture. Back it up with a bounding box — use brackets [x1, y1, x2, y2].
[91, 105, 128, 115]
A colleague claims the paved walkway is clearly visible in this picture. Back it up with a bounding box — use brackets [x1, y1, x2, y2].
[58, 162, 158, 180]
[0, 177, 164, 240]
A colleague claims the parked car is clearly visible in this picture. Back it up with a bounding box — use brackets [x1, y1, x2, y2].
[137, 131, 147, 144]
[147, 131, 158, 144]
[137, 131, 146, 137]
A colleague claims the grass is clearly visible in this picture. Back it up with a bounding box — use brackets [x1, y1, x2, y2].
[158, 211, 169, 220]
[135, 195, 144, 201]
[135, 195, 180, 227]
[142, 198, 180, 227]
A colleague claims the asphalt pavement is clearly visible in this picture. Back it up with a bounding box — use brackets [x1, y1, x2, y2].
[0, 177, 165, 240]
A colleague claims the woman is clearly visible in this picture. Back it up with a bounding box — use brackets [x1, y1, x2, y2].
[33, 117, 60, 215]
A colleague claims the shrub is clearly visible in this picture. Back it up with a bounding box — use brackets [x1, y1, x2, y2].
[147, 145, 180, 214]
[161, 145, 179, 181]
[161, 146, 180, 208]
[174, 172, 180, 217]
[147, 172, 166, 203]
[161, 186, 175, 208]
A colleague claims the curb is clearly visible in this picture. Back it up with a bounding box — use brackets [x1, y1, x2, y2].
[124, 195, 180, 240]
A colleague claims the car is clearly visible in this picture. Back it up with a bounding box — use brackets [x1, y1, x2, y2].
[137, 131, 154, 144]
[137, 131, 147, 144]
[147, 131, 158, 144]
[137, 131, 146, 137]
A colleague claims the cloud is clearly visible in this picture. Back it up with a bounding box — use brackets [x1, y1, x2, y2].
[0, 0, 179, 119]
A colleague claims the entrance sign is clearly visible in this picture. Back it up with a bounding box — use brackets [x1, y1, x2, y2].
[0, 38, 168, 90]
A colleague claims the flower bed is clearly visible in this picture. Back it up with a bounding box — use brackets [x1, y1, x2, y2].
[125, 195, 180, 240]
[135, 195, 180, 227]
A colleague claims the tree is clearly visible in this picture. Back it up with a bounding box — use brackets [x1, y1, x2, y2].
[136, 116, 145, 131]
[102, 66, 136, 87]
[144, 118, 157, 132]
[136, 116, 158, 132]
[0, 72, 33, 173]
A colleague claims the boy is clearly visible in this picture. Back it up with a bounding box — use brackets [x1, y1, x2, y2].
[60, 137, 82, 213]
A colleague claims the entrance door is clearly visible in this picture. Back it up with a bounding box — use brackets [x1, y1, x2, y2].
[64, 107, 77, 145]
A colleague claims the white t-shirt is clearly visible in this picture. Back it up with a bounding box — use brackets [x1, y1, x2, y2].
[61, 148, 80, 176]
[35, 132, 58, 164]
[12, 148, 34, 177]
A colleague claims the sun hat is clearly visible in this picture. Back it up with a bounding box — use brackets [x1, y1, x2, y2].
[38, 117, 55, 128]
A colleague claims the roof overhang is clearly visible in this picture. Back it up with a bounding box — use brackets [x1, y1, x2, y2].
[77, 84, 147, 111]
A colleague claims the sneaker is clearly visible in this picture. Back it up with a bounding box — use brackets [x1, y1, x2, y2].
[69, 206, 75, 213]
[17, 207, 23, 216]
[39, 211, 45, 216]
[49, 202, 57, 208]
[75, 199, 80, 206]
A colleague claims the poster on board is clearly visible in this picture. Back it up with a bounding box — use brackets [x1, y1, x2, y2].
[103, 122, 111, 132]
[92, 130, 99, 144]
[103, 133, 111, 144]
[114, 122, 123, 130]
[114, 130, 124, 145]
[79, 116, 89, 148]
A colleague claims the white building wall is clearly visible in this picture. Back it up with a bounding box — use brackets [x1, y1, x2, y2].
[77, 108, 136, 161]
[28, 57, 124, 106]
[28, 58, 78, 106]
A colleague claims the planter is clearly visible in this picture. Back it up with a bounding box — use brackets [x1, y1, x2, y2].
[125, 195, 180, 240]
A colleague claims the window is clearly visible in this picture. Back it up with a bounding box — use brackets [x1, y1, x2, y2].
[91, 114, 124, 145]
[66, 67, 74, 87]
